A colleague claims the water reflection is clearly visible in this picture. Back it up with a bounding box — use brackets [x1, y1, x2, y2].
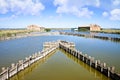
[9, 50, 57, 80]
[61, 30, 120, 38]
[10, 49, 111, 80]
[60, 49, 111, 80]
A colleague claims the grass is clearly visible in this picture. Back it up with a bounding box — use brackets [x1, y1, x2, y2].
[0, 29, 31, 37]
[0, 28, 50, 38]
[91, 29, 120, 34]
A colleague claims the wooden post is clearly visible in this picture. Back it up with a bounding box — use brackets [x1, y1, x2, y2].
[75, 50, 77, 57]
[29, 56, 32, 65]
[32, 54, 35, 59]
[21, 60, 24, 70]
[91, 57, 94, 62]
[25, 57, 29, 67]
[97, 60, 101, 65]
[38, 51, 41, 56]
[95, 60, 98, 68]
[100, 63, 103, 72]
[6, 67, 9, 79]
[89, 56, 92, 66]
[15, 63, 18, 74]
[108, 67, 110, 77]
[1, 67, 6, 80]
[103, 63, 106, 68]
[82, 54, 84, 61]
[78, 52, 80, 59]
[18, 60, 21, 71]
[85, 54, 88, 63]
[11, 63, 15, 77]
[11, 63, 15, 68]
[28, 57, 30, 66]
[111, 66, 115, 73]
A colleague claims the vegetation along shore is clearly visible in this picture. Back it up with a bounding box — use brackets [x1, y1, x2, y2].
[0, 28, 51, 41]
[91, 29, 120, 34]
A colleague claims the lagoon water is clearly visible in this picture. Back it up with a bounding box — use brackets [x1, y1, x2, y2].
[0, 34, 120, 80]
[58, 30, 120, 38]
[10, 50, 111, 80]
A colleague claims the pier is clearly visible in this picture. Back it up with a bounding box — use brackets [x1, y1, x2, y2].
[0, 40, 120, 80]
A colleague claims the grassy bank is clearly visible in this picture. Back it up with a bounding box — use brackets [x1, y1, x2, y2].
[0, 28, 51, 40]
[0, 29, 31, 37]
[91, 29, 120, 34]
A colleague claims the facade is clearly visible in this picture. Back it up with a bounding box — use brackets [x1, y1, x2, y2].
[78, 24, 101, 31]
[27, 25, 45, 32]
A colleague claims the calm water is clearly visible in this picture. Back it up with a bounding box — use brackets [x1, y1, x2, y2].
[0, 34, 120, 80]
[10, 50, 111, 80]
[60, 30, 120, 38]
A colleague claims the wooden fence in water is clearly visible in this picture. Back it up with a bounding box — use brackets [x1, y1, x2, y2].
[59, 41, 120, 80]
[0, 44, 58, 80]
[60, 32, 120, 42]
[0, 40, 120, 80]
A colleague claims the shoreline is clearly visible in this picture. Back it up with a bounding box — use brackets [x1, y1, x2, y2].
[0, 31, 120, 42]
[90, 29, 120, 34]
[91, 31, 120, 34]
[0, 32, 60, 41]
[60, 32, 120, 42]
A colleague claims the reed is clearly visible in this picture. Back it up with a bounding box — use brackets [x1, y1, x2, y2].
[0, 29, 31, 37]
[92, 29, 120, 34]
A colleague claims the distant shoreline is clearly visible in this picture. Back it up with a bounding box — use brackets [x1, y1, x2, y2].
[0, 31, 60, 41]
[0, 28, 120, 41]
[91, 29, 120, 34]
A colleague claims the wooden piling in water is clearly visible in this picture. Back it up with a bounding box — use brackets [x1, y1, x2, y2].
[59, 40, 120, 80]
[0, 40, 120, 80]
[0, 41, 58, 80]
[60, 32, 120, 42]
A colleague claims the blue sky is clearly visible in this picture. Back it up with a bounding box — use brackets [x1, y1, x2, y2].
[0, 0, 120, 28]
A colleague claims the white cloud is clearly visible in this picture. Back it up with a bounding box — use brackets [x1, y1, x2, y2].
[54, 0, 68, 6]
[102, 11, 109, 17]
[110, 9, 120, 20]
[101, 0, 120, 20]
[53, 0, 100, 18]
[0, 0, 9, 14]
[113, 0, 120, 6]
[96, 0, 100, 7]
[71, 7, 93, 18]
[0, 0, 45, 15]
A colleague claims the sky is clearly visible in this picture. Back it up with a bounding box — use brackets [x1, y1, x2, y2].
[0, 0, 120, 28]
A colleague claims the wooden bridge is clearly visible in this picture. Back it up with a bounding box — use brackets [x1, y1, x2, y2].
[0, 40, 120, 80]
